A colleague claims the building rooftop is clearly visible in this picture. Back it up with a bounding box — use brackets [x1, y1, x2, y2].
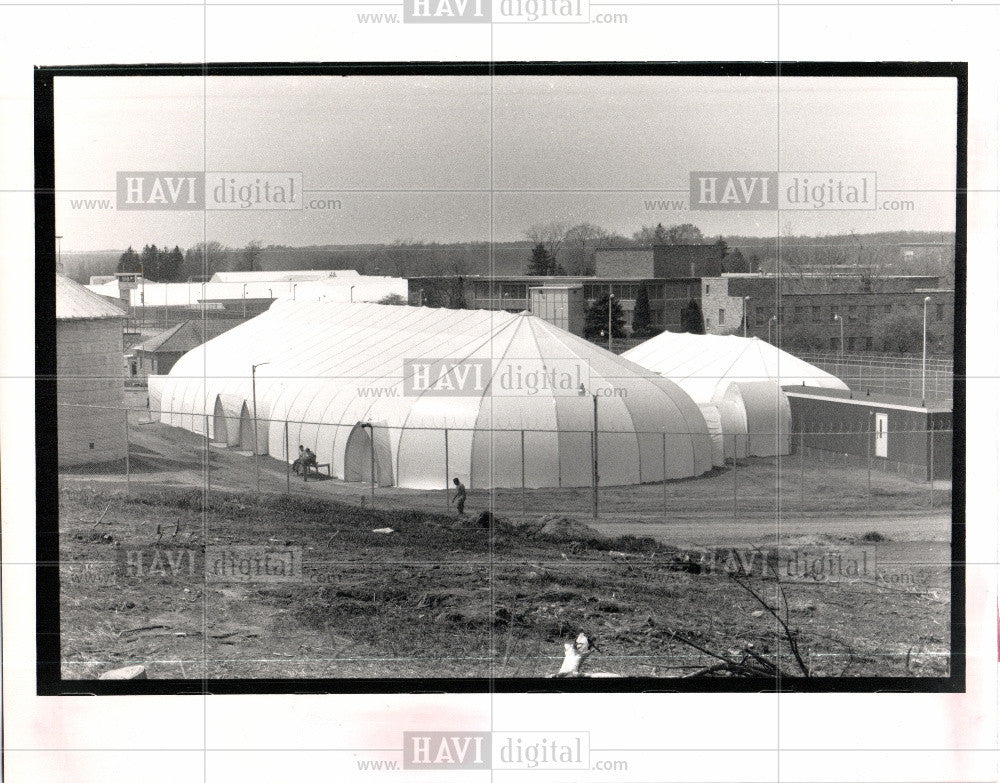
[130, 320, 234, 354]
[782, 384, 952, 413]
[56, 275, 126, 320]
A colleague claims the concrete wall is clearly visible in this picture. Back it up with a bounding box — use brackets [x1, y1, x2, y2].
[57, 318, 127, 466]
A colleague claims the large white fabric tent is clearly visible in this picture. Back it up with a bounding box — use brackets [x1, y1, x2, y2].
[154, 301, 713, 489]
[623, 332, 847, 459]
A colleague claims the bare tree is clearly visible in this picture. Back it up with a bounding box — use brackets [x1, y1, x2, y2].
[524, 222, 571, 265]
[243, 240, 263, 273]
[564, 223, 607, 274]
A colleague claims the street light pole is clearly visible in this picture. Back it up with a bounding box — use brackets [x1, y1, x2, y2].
[743, 296, 750, 338]
[768, 315, 777, 344]
[922, 296, 931, 402]
[242, 283, 247, 318]
[292, 283, 297, 301]
[608, 286, 614, 352]
[592, 393, 599, 518]
[833, 313, 843, 355]
[252, 361, 271, 491]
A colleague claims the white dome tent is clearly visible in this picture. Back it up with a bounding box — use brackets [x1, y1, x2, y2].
[623, 332, 847, 458]
[155, 301, 714, 490]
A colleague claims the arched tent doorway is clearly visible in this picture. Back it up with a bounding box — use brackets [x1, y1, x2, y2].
[344, 422, 394, 487]
[213, 394, 243, 445]
[714, 398, 749, 460]
[697, 404, 726, 467]
[237, 401, 268, 454]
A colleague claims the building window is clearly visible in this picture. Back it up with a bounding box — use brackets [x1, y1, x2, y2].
[794, 306, 804, 323]
[718, 309, 725, 325]
[755, 306, 766, 325]
[848, 336, 856, 351]
[865, 336, 873, 351]
[811, 306, 821, 323]
[705, 284, 710, 294]
[848, 305, 858, 322]
[705, 317, 712, 328]
[830, 305, 840, 322]
[936, 303, 944, 320]
[829, 337, 838, 350]
[884, 304, 892, 315]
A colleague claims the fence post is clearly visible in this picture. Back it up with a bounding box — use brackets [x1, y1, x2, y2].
[591, 428, 598, 520]
[369, 424, 376, 505]
[866, 413, 872, 515]
[929, 421, 935, 509]
[799, 425, 804, 506]
[205, 414, 210, 496]
[284, 420, 290, 494]
[662, 431, 668, 519]
[520, 429, 526, 518]
[732, 434, 737, 520]
[124, 408, 130, 491]
[444, 428, 450, 512]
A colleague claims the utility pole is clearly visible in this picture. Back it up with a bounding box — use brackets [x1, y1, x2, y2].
[592, 394, 599, 518]
[607, 286, 614, 352]
[251, 361, 271, 491]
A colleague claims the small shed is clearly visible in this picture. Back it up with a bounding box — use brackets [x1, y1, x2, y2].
[127, 320, 234, 381]
[784, 386, 951, 480]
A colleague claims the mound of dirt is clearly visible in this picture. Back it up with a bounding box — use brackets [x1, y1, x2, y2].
[536, 515, 605, 543]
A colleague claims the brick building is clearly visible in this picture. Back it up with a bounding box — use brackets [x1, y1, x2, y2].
[700, 273, 953, 354]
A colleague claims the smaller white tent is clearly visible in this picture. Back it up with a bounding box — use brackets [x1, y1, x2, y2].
[623, 332, 846, 459]
[697, 404, 725, 467]
[722, 381, 791, 457]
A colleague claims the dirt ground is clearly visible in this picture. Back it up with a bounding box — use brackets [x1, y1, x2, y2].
[92, 400, 950, 524]
[57, 402, 952, 681]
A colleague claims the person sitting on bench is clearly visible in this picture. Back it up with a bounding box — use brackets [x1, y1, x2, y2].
[301, 447, 318, 479]
[292, 445, 306, 475]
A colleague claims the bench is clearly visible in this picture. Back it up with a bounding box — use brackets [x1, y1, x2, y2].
[303, 462, 331, 481]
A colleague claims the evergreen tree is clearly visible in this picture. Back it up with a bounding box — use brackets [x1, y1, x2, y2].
[159, 246, 184, 281]
[631, 284, 652, 336]
[139, 244, 160, 279]
[527, 242, 554, 275]
[680, 298, 706, 334]
[584, 294, 627, 340]
[116, 246, 141, 274]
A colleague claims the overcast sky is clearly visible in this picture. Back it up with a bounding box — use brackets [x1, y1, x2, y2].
[55, 74, 957, 251]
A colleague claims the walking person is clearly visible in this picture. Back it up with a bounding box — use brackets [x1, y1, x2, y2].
[451, 477, 467, 516]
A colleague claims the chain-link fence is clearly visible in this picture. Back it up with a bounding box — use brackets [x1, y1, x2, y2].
[797, 352, 953, 404]
[57, 401, 952, 520]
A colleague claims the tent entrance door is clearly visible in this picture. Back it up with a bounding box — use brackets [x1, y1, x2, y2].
[344, 422, 394, 486]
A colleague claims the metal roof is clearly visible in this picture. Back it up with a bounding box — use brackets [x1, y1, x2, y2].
[131, 320, 234, 354]
[56, 275, 126, 320]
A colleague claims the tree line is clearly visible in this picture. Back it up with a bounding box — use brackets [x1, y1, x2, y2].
[524, 221, 758, 277]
